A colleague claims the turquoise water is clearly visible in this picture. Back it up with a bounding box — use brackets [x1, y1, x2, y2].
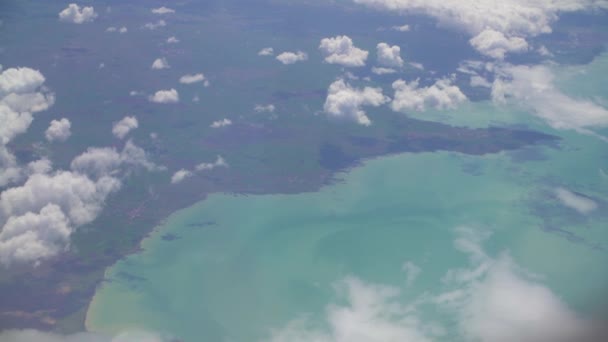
[86, 56, 608, 341]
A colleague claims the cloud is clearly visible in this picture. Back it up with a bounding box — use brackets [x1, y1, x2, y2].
[371, 67, 397, 75]
[0, 171, 121, 266]
[170, 169, 192, 184]
[254, 104, 275, 113]
[491, 64, 608, 135]
[171, 156, 228, 184]
[377, 43, 404, 68]
[0, 329, 167, 342]
[323, 79, 389, 126]
[45, 118, 71, 142]
[149, 89, 179, 103]
[179, 73, 207, 85]
[210, 118, 232, 128]
[106, 26, 127, 34]
[391, 77, 467, 112]
[58, 4, 97, 24]
[71, 140, 159, 178]
[143, 20, 166, 30]
[269, 276, 436, 342]
[276, 51, 308, 65]
[166, 36, 179, 44]
[112, 116, 138, 140]
[258, 47, 274, 56]
[352, 0, 607, 58]
[195, 155, 228, 171]
[319, 36, 369, 67]
[151, 6, 175, 14]
[554, 187, 598, 215]
[269, 227, 602, 342]
[470, 75, 492, 88]
[392, 24, 410, 32]
[469, 29, 528, 59]
[151, 57, 170, 70]
[402, 261, 421, 286]
[0, 67, 55, 186]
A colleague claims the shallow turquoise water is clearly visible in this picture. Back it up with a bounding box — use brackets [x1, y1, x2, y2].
[87, 56, 608, 341]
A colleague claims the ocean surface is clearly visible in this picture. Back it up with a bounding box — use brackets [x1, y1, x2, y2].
[86, 55, 608, 341]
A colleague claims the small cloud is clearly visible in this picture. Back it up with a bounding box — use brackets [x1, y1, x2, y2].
[538, 45, 553, 57]
[470, 75, 492, 88]
[152, 6, 175, 14]
[391, 76, 467, 112]
[554, 187, 598, 215]
[377, 42, 404, 68]
[402, 261, 421, 286]
[179, 73, 206, 85]
[254, 104, 275, 113]
[258, 47, 274, 56]
[151, 57, 170, 70]
[392, 24, 410, 32]
[469, 29, 528, 60]
[149, 89, 179, 104]
[276, 51, 308, 65]
[106, 26, 127, 33]
[119, 26, 128, 33]
[45, 118, 71, 142]
[143, 19, 166, 30]
[371, 67, 396, 75]
[323, 79, 389, 126]
[409, 62, 424, 70]
[167, 36, 179, 44]
[112, 116, 138, 140]
[58, 4, 97, 24]
[195, 155, 228, 171]
[210, 118, 232, 128]
[319, 35, 369, 67]
[171, 169, 192, 184]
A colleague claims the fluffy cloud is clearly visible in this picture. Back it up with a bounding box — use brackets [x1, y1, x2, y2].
[270, 227, 601, 342]
[171, 156, 228, 184]
[58, 4, 97, 24]
[0, 67, 55, 186]
[391, 77, 467, 112]
[319, 36, 369, 67]
[371, 67, 397, 75]
[179, 73, 207, 85]
[170, 169, 192, 184]
[258, 47, 274, 56]
[276, 51, 308, 65]
[166, 36, 179, 44]
[554, 187, 598, 215]
[0, 329, 166, 342]
[151, 6, 175, 14]
[269, 277, 435, 342]
[254, 104, 275, 113]
[151, 57, 170, 70]
[469, 29, 528, 59]
[143, 20, 166, 30]
[112, 116, 138, 140]
[210, 118, 232, 128]
[353, 0, 607, 58]
[392, 24, 410, 32]
[323, 79, 389, 126]
[149, 89, 179, 103]
[0, 171, 121, 265]
[491, 64, 608, 135]
[71, 140, 159, 178]
[45, 118, 71, 142]
[377, 43, 404, 68]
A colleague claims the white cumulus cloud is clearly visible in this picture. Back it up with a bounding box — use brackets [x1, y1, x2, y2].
[469, 29, 528, 59]
[149, 89, 179, 103]
[276, 51, 308, 65]
[143, 20, 166, 30]
[166, 36, 179, 43]
[319, 35, 369, 67]
[170, 169, 192, 184]
[45, 118, 71, 142]
[151, 57, 169, 70]
[391, 77, 467, 112]
[179, 73, 207, 85]
[112, 116, 138, 140]
[210, 118, 232, 128]
[323, 79, 389, 126]
[258, 47, 274, 56]
[254, 104, 275, 113]
[58, 4, 97, 24]
[377, 42, 404, 68]
[554, 187, 598, 215]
